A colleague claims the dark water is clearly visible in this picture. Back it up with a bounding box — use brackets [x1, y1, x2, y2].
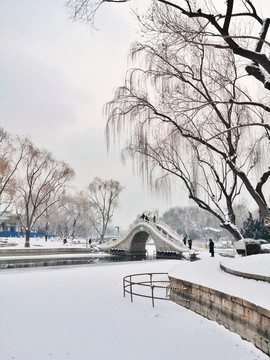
[0, 254, 157, 270]
[96, 254, 150, 263]
[0, 244, 184, 270]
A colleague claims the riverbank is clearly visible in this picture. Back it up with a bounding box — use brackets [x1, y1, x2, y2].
[0, 254, 269, 360]
[169, 252, 270, 310]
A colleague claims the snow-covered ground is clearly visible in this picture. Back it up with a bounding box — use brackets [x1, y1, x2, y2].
[221, 253, 270, 277]
[169, 252, 270, 309]
[0, 239, 269, 360]
[0, 236, 91, 249]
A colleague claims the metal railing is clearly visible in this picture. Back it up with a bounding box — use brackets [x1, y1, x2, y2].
[123, 272, 171, 307]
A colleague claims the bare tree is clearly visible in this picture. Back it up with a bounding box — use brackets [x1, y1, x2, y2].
[61, 192, 89, 240]
[234, 202, 251, 231]
[49, 203, 70, 239]
[162, 206, 224, 240]
[0, 129, 27, 215]
[37, 199, 69, 241]
[85, 177, 124, 242]
[15, 140, 75, 247]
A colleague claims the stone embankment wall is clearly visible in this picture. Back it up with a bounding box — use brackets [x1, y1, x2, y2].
[0, 248, 91, 256]
[220, 263, 270, 283]
[169, 276, 270, 356]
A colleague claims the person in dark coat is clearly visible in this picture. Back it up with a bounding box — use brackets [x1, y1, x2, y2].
[140, 213, 145, 220]
[188, 237, 192, 250]
[209, 239, 215, 257]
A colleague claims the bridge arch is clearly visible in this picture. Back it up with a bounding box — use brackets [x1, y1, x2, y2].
[130, 231, 150, 254]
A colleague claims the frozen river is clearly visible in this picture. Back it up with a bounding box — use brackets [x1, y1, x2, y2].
[0, 257, 268, 360]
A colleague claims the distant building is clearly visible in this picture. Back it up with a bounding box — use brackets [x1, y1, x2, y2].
[0, 212, 20, 233]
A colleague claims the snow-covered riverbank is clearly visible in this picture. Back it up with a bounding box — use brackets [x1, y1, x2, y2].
[0, 255, 269, 360]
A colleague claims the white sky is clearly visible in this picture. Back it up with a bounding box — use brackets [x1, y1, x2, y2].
[0, 0, 269, 230]
[0, 0, 186, 230]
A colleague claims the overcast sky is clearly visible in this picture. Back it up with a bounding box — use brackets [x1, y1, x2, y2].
[0, 0, 187, 230]
[0, 0, 269, 230]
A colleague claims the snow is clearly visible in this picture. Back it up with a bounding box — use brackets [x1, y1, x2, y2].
[221, 253, 270, 277]
[169, 252, 270, 310]
[262, 243, 270, 251]
[203, 226, 222, 232]
[0, 239, 269, 359]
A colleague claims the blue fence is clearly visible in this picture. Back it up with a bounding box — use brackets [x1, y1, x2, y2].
[0, 231, 55, 238]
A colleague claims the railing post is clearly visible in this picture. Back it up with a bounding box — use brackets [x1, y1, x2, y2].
[130, 275, 133, 303]
[151, 285, 155, 307]
[123, 277, 126, 298]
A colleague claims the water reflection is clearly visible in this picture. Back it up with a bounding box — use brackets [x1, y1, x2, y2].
[96, 254, 149, 263]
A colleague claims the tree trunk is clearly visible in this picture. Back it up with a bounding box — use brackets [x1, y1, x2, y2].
[220, 223, 242, 241]
[45, 221, 48, 242]
[24, 229, 31, 248]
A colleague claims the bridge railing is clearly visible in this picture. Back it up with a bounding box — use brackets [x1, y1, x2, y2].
[154, 225, 183, 246]
[131, 218, 184, 244]
[103, 218, 187, 251]
[144, 220, 186, 249]
[155, 219, 184, 242]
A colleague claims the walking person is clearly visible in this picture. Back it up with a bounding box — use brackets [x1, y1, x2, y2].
[209, 238, 215, 257]
[188, 237, 192, 250]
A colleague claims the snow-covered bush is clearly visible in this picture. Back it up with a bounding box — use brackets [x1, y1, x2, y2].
[261, 243, 270, 253]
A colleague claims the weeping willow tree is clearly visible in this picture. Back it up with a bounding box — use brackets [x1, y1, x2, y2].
[103, 4, 270, 240]
[67, 0, 270, 90]
[67, 0, 270, 236]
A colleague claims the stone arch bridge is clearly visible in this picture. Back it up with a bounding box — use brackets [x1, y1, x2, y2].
[100, 219, 189, 258]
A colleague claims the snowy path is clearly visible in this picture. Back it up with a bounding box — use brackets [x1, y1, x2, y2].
[0, 259, 268, 360]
